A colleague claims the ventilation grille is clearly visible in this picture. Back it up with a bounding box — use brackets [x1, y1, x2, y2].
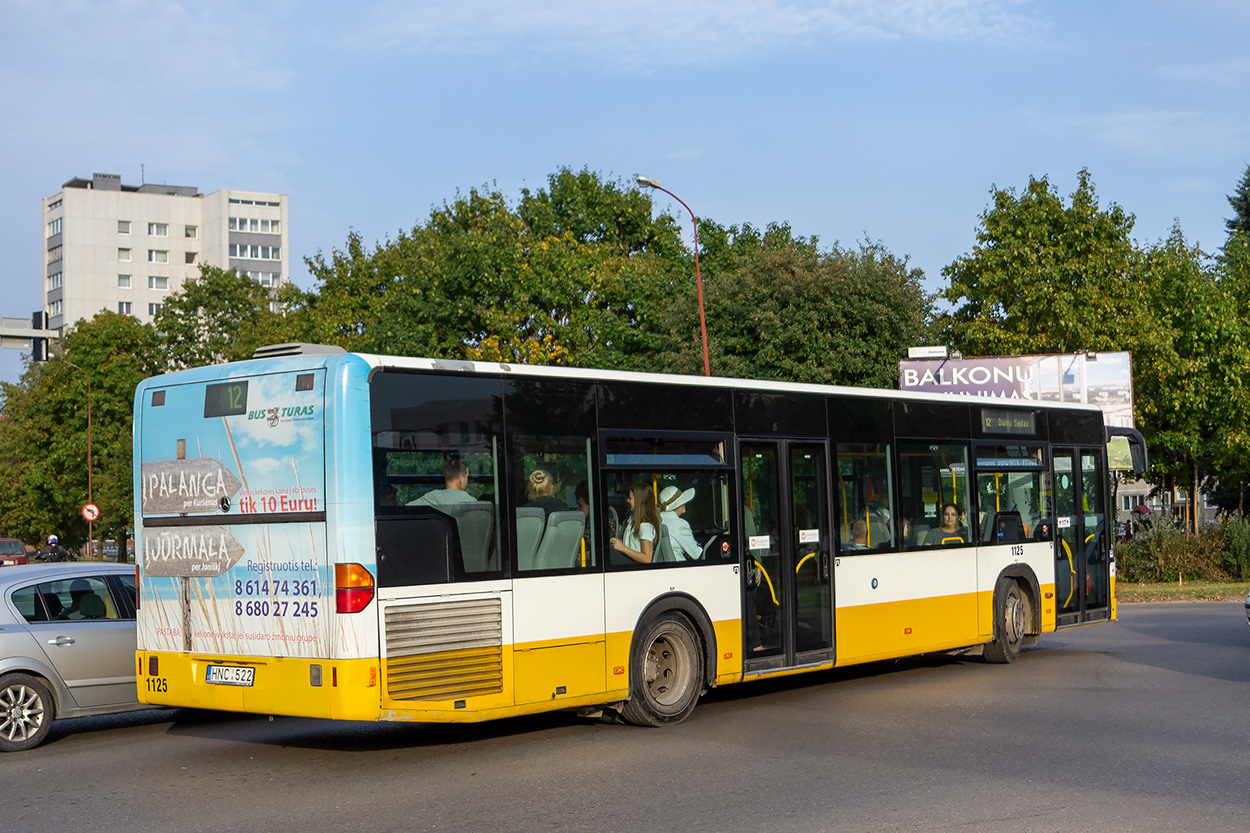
[384, 598, 504, 701]
[251, 342, 346, 359]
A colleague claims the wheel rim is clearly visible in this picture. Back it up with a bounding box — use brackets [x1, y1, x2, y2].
[643, 629, 695, 709]
[1003, 591, 1025, 647]
[0, 683, 46, 743]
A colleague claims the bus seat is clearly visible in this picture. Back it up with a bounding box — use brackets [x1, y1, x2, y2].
[448, 501, 495, 573]
[656, 525, 677, 562]
[515, 507, 545, 571]
[534, 511, 585, 570]
[79, 592, 106, 619]
[868, 522, 892, 549]
[982, 511, 1024, 544]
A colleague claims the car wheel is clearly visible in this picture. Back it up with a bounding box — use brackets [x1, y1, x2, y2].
[0, 673, 55, 752]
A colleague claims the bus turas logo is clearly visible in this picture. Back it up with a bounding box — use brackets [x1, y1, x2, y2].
[142, 525, 245, 577]
[248, 404, 316, 427]
[141, 459, 242, 516]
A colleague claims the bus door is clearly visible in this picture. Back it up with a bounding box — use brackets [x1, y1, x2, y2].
[740, 440, 834, 670]
[1052, 447, 1110, 626]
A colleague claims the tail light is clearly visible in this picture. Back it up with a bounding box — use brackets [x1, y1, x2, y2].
[335, 563, 375, 613]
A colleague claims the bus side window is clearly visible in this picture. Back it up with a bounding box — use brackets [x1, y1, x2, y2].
[897, 442, 972, 549]
[835, 443, 895, 552]
[510, 434, 595, 573]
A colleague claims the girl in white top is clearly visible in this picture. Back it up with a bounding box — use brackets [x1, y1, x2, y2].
[610, 483, 660, 563]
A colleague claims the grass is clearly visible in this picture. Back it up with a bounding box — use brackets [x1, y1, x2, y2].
[1116, 580, 1248, 603]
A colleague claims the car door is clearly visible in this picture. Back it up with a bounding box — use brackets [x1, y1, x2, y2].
[23, 573, 137, 709]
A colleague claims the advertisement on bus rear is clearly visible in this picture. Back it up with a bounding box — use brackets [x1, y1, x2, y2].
[136, 368, 330, 658]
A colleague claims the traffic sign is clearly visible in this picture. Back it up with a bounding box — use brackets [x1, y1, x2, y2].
[82, 503, 100, 522]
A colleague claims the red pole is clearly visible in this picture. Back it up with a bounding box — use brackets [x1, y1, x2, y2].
[647, 183, 710, 377]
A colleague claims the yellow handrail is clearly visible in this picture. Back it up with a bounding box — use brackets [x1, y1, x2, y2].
[1061, 538, 1076, 607]
[753, 559, 779, 606]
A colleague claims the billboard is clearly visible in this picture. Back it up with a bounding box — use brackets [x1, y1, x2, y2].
[898, 351, 1134, 429]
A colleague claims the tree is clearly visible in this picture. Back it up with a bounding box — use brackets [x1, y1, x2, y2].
[1133, 227, 1231, 532]
[0, 313, 162, 551]
[1226, 163, 1250, 241]
[940, 170, 1151, 356]
[298, 168, 692, 370]
[660, 223, 933, 386]
[153, 265, 292, 369]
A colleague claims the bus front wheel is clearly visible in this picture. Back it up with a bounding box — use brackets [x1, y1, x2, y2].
[621, 612, 704, 726]
[984, 578, 1028, 664]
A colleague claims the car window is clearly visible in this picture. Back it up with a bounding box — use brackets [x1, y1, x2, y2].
[0, 540, 25, 555]
[112, 572, 137, 617]
[11, 584, 50, 622]
[36, 576, 122, 620]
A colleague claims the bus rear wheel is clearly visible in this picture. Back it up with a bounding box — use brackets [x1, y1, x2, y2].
[621, 612, 704, 727]
[984, 578, 1028, 664]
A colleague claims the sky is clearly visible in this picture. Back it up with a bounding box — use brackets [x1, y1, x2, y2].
[1, 0, 1248, 386]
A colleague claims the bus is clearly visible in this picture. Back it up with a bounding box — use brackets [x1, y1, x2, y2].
[133, 344, 1146, 726]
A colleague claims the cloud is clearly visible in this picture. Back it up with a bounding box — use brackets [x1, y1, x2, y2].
[1, 1, 296, 102]
[1158, 59, 1250, 87]
[344, 0, 1043, 69]
[1065, 109, 1247, 159]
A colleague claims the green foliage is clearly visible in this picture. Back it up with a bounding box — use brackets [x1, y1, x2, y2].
[154, 264, 293, 368]
[662, 225, 933, 385]
[1115, 526, 1228, 583]
[0, 312, 162, 549]
[1217, 513, 1250, 580]
[940, 169, 1150, 356]
[1226, 163, 1250, 242]
[298, 168, 693, 370]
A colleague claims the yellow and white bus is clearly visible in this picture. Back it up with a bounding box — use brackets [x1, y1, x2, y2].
[133, 345, 1145, 726]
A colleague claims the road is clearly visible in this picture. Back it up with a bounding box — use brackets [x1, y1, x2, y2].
[9, 602, 1250, 833]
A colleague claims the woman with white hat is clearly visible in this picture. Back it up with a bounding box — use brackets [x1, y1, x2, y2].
[658, 485, 701, 560]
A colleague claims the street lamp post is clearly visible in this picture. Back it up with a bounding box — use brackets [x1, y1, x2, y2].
[636, 176, 711, 377]
[53, 356, 93, 558]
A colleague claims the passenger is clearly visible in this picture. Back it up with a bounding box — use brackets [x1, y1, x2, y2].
[658, 486, 701, 560]
[926, 503, 968, 545]
[575, 481, 590, 518]
[610, 483, 660, 564]
[63, 579, 92, 618]
[901, 516, 914, 546]
[523, 469, 569, 515]
[845, 520, 869, 550]
[411, 460, 476, 507]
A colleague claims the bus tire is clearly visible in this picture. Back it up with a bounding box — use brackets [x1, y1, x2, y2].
[0, 673, 55, 752]
[984, 578, 1027, 664]
[621, 612, 704, 727]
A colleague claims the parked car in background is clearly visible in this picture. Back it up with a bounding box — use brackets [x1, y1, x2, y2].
[0, 539, 28, 567]
[0, 562, 141, 751]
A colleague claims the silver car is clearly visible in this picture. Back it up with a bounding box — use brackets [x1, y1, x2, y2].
[0, 562, 141, 751]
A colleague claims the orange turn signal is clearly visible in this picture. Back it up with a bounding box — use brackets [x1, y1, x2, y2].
[335, 563, 375, 613]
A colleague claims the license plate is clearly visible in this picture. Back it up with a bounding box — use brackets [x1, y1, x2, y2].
[205, 665, 255, 686]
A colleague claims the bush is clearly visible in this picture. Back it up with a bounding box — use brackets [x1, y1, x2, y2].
[1116, 525, 1228, 583]
[1218, 513, 1250, 581]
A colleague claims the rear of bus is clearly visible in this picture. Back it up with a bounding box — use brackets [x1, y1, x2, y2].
[134, 350, 382, 719]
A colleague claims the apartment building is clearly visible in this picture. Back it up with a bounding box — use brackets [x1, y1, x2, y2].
[42, 173, 288, 329]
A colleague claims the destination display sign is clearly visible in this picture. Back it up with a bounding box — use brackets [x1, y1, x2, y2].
[141, 458, 242, 516]
[142, 525, 245, 577]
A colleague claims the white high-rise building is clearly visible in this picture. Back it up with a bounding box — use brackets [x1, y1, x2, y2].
[42, 173, 289, 329]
